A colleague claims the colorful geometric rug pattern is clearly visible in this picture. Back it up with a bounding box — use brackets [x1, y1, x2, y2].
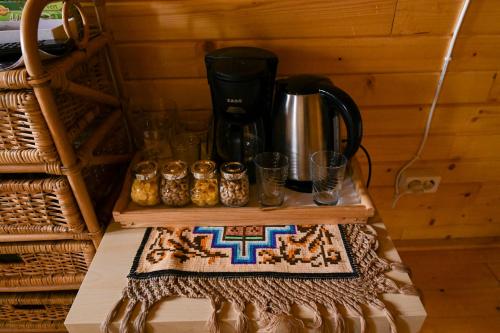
[131, 224, 358, 278]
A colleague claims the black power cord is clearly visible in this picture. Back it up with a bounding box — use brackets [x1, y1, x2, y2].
[341, 139, 372, 188]
[359, 144, 372, 188]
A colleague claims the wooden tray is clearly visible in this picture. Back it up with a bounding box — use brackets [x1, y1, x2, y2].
[113, 155, 375, 227]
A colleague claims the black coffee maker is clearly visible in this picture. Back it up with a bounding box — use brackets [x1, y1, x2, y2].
[205, 47, 278, 173]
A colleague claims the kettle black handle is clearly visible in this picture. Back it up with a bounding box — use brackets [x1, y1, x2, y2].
[319, 84, 363, 159]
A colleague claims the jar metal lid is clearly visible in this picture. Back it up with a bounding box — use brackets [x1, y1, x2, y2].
[191, 160, 217, 180]
[134, 161, 158, 181]
[221, 162, 247, 180]
[162, 160, 188, 180]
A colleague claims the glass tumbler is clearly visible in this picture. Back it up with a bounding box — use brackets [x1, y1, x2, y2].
[254, 152, 289, 207]
[129, 97, 177, 160]
[310, 151, 347, 206]
[172, 133, 201, 167]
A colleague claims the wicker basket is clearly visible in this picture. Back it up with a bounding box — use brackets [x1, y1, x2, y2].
[0, 33, 112, 90]
[0, 292, 74, 332]
[0, 240, 94, 290]
[0, 177, 84, 235]
[0, 52, 113, 167]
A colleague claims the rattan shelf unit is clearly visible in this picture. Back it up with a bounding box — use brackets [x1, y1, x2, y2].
[0, 0, 131, 252]
[0, 291, 75, 332]
[0, 2, 129, 328]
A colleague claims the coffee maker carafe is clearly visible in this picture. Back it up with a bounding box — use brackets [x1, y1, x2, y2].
[205, 47, 278, 168]
[272, 75, 363, 192]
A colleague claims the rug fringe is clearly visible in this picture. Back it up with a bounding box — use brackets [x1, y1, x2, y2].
[383, 276, 418, 296]
[133, 301, 151, 333]
[382, 306, 398, 333]
[399, 284, 419, 296]
[364, 224, 378, 237]
[207, 298, 223, 333]
[359, 310, 367, 333]
[306, 302, 323, 329]
[362, 224, 379, 251]
[100, 294, 126, 333]
[325, 303, 344, 333]
[317, 304, 333, 333]
[263, 312, 304, 333]
[390, 262, 412, 275]
[119, 299, 137, 333]
[346, 304, 366, 333]
[234, 302, 249, 333]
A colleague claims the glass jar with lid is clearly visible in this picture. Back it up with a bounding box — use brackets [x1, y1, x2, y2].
[130, 161, 160, 206]
[220, 162, 249, 207]
[161, 160, 190, 207]
[190, 160, 219, 207]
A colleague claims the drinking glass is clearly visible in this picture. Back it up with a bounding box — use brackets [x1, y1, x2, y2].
[175, 113, 210, 159]
[254, 152, 289, 207]
[172, 133, 201, 167]
[310, 151, 347, 205]
[129, 97, 177, 160]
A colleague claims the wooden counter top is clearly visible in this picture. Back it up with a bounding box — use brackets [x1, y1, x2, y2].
[65, 221, 426, 332]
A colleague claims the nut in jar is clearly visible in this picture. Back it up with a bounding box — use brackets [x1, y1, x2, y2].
[161, 160, 190, 207]
[220, 162, 249, 207]
[130, 160, 160, 206]
[190, 160, 219, 207]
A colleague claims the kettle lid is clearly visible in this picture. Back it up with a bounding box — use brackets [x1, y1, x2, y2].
[277, 74, 332, 95]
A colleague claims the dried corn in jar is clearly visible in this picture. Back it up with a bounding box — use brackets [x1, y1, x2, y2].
[220, 162, 249, 207]
[161, 160, 190, 207]
[131, 161, 160, 206]
[190, 160, 219, 207]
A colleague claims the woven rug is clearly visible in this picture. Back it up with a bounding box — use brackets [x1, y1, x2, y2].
[102, 224, 417, 333]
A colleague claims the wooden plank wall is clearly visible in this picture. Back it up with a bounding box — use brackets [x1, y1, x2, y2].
[104, 0, 500, 240]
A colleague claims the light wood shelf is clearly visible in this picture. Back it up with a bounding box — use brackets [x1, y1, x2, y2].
[113, 155, 375, 227]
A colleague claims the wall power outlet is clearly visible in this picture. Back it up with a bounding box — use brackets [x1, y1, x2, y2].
[399, 169, 441, 194]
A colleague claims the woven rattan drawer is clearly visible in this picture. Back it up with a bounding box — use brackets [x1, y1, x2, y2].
[0, 292, 74, 332]
[0, 240, 94, 291]
[0, 177, 85, 235]
[0, 51, 114, 167]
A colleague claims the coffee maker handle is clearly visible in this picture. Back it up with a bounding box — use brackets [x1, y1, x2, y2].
[319, 84, 363, 159]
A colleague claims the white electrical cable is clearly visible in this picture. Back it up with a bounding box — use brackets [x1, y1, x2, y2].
[391, 0, 472, 208]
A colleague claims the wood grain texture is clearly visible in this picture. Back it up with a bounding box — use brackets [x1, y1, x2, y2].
[106, 0, 500, 37]
[358, 133, 500, 163]
[451, 36, 500, 71]
[115, 36, 447, 79]
[392, 0, 462, 35]
[380, 207, 500, 239]
[114, 36, 499, 79]
[488, 262, 500, 281]
[124, 71, 498, 110]
[106, 0, 396, 41]
[361, 160, 500, 186]
[362, 104, 500, 136]
[399, 247, 500, 332]
[393, 0, 500, 35]
[371, 183, 482, 210]
[394, 237, 500, 251]
[461, 0, 500, 35]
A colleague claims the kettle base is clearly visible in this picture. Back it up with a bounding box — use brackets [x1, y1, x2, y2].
[286, 179, 312, 193]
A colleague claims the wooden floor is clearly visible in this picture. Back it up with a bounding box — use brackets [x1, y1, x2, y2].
[399, 244, 500, 333]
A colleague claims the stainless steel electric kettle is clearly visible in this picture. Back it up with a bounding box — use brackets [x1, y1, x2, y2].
[272, 75, 363, 192]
